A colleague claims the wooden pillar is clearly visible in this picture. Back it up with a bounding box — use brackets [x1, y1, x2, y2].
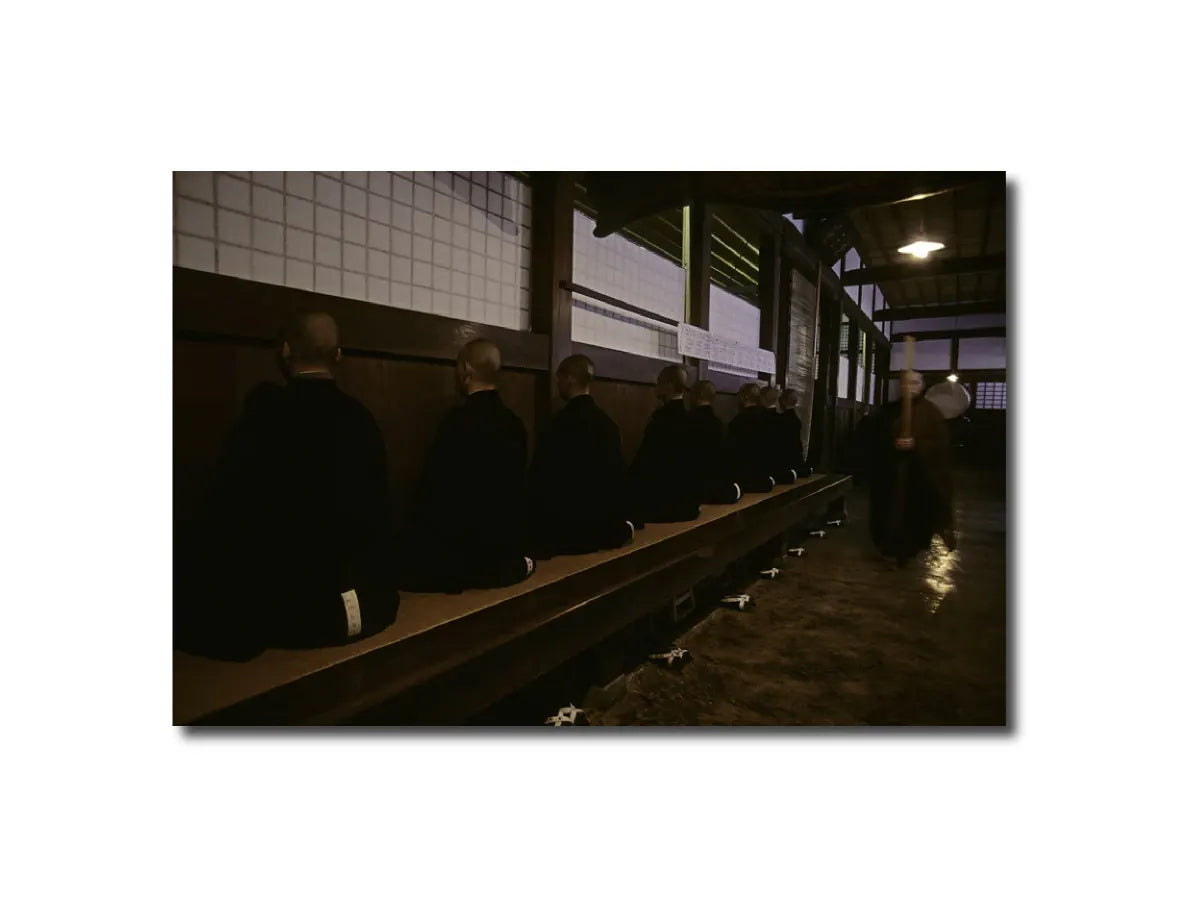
[529, 172, 575, 419]
[778, 259, 794, 389]
[686, 201, 712, 381]
[824, 297, 841, 470]
[810, 275, 841, 472]
[757, 231, 782, 382]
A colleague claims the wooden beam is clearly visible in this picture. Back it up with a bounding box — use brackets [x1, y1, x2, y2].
[873, 301, 1005, 321]
[843, 253, 1006, 286]
[887, 367, 1005, 381]
[530, 172, 575, 417]
[583, 172, 1000, 239]
[563, 281, 679, 328]
[890, 326, 1006, 342]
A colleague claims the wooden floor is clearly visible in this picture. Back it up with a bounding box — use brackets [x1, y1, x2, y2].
[593, 467, 1008, 726]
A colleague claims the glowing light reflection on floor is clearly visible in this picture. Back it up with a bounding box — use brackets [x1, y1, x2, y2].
[922, 538, 958, 614]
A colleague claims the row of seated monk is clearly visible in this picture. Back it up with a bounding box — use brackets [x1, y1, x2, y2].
[174, 311, 811, 660]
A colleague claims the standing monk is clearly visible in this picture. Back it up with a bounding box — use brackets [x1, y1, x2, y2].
[862, 371, 956, 564]
[527, 354, 635, 557]
[401, 339, 535, 592]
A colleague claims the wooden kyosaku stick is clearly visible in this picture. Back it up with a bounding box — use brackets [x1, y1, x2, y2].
[899, 335, 915, 441]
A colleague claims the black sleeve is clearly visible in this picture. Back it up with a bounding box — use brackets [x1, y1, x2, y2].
[528, 421, 556, 516]
[413, 408, 462, 529]
[603, 418, 627, 521]
[505, 416, 530, 556]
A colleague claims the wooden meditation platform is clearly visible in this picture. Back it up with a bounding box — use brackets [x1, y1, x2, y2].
[174, 474, 850, 725]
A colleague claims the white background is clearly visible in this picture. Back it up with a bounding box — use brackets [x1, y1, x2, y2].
[2, 2, 1176, 896]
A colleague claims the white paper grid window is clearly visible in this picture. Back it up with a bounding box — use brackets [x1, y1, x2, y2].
[974, 381, 1007, 410]
[571, 211, 684, 361]
[173, 171, 532, 331]
[708, 284, 762, 379]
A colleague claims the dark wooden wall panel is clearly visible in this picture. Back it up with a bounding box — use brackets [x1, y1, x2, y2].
[591, 380, 658, 465]
[174, 337, 539, 523]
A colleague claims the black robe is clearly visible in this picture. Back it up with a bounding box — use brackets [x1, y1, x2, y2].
[774, 408, 811, 478]
[175, 376, 400, 659]
[860, 398, 956, 562]
[527, 394, 634, 557]
[725, 406, 777, 493]
[685, 405, 742, 504]
[401, 389, 533, 592]
[627, 397, 701, 524]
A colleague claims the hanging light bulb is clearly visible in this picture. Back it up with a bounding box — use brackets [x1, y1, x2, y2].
[947, 373, 959, 382]
[898, 240, 945, 259]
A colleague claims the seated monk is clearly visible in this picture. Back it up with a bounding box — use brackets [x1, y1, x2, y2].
[527, 354, 635, 558]
[175, 311, 399, 660]
[627, 364, 702, 524]
[776, 387, 813, 478]
[400, 338, 535, 592]
[725, 382, 777, 493]
[758, 385, 803, 484]
[685, 380, 742, 504]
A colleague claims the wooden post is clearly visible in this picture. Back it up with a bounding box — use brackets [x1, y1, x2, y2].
[778, 259, 794, 389]
[757, 231, 782, 382]
[810, 274, 841, 472]
[687, 201, 712, 382]
[824, 292, 841, 470]
[529, 172, 575, 419]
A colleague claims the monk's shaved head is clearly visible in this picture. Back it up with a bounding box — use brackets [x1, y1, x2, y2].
[738, 382, 763, 407]
[283, 311, 341, 369]
[656, 364, 689, 401]
[558, 354, 594, 388]
[761, 385, 781, 408]
[781, 388, 799, 409]
[689, 379, 716, 407]
[456, 338, 501, 394]
[556, 354, 594, 400]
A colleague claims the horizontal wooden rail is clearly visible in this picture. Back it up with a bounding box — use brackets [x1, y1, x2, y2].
[174, 267, 549, 372]
[562, 280, 681, 329]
